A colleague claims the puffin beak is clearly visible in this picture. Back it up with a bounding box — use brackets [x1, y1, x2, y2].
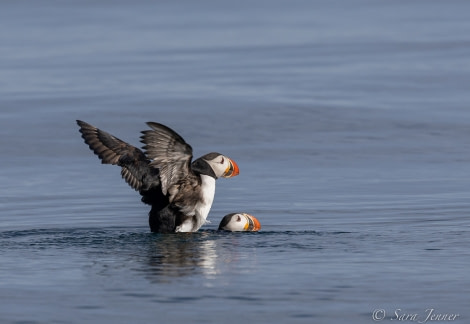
[243, 213, 261, 231]
[223, 158, 240, 178]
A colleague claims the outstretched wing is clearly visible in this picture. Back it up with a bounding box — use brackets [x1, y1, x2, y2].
[140, 122, 193, 196]
[77, 120, 159, 191]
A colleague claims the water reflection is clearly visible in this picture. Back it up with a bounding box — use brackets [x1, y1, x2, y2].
[1, 228, 254, 284]
[142, 232, 222, 281]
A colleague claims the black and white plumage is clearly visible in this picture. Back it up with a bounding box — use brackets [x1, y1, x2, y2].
[77, 120, 239, 233]
[218, 213, 261, 232]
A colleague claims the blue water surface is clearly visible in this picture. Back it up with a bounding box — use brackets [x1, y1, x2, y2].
[1, 1, 470, 323]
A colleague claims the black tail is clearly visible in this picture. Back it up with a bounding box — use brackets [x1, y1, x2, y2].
[149, 204, 178, 233]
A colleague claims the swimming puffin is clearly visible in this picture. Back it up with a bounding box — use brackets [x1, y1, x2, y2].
[218, 213, 261, 232]
[76, 120, 239, 233]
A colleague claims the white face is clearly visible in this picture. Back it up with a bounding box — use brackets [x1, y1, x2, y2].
[224, 214, 248, 231]
[205, 154, 238, 178]
[219, 213, 261, 232]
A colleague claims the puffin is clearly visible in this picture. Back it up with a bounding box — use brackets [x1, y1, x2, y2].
[218, 213, 261, 232]
[76, 120, 239, 233]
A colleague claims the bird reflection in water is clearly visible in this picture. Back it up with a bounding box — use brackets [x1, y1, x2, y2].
[142, 231, 227, 282]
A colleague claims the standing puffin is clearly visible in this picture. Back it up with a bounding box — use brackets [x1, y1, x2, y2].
[77, 120, 239, 233]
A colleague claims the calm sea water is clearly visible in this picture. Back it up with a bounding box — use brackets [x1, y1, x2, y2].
[1, 1, 470, 323]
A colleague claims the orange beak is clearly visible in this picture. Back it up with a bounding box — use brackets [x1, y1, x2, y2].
[223, 158, 240, 178]
[243, 213, 261, 231]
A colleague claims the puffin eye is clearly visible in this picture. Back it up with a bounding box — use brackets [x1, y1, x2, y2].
[236, 215, 241, 222]
[220, 157, 224, 164]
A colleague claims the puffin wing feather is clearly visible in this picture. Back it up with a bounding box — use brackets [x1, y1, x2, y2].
[141, 122, 193, 196]
[77, 120, 157, 191]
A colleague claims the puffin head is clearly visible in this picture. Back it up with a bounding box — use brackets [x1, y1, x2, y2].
[218, 213, 261, 232]
[192, 152, 239, 179]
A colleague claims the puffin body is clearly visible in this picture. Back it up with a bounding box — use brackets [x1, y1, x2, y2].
[77, 120, 239, 233]
[218, 213, 261, 232]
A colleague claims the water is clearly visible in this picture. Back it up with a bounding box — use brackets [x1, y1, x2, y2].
[1, 1, 470, 323]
